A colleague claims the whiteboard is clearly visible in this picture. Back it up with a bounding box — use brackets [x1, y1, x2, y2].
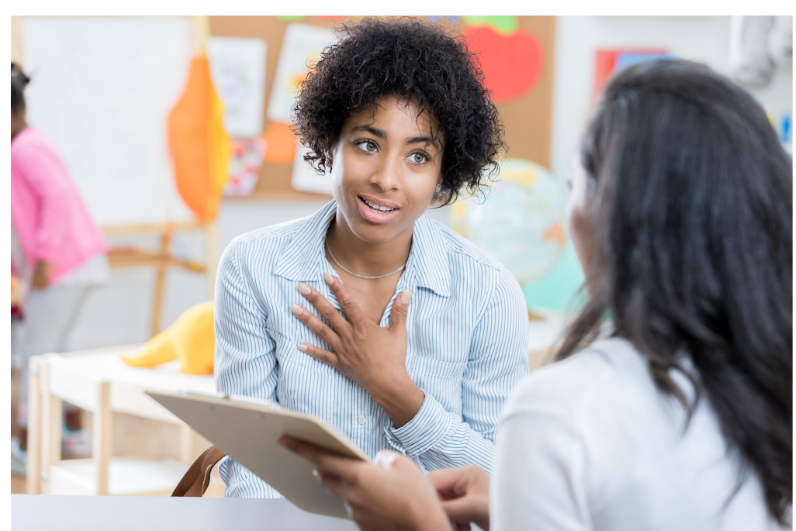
[23, 17, 195, 226]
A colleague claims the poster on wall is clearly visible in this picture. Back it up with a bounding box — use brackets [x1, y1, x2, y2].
[207, 36, 267, 138]
[224, 137, 267, 196]
[267, 23, 336, 124]
[291, 143, 333, 195]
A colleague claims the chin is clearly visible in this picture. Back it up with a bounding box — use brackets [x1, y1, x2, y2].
[348, 221, 402, 245]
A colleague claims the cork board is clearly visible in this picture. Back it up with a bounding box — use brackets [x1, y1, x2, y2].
[209, 16, 555, 200]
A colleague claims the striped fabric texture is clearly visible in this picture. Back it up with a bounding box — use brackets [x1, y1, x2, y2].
[215, 201, 529, 498]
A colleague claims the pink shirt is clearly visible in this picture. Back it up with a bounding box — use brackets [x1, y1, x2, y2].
[11, 127, 107, 282]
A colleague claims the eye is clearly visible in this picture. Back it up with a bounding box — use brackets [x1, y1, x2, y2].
[357, 140, 378, 152]
[409, 152, 428, 164]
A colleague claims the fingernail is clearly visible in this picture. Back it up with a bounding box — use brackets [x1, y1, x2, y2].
[290, 304, 303, 315]
[323, 273, 334, 286]
[297, 343, 308, 352]
[298, 284, 311, 295]
[400, 290, 412, 304]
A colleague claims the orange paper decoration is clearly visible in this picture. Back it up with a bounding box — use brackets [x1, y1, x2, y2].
[262, 122, 297, 164]
[167, 55, 231, 222]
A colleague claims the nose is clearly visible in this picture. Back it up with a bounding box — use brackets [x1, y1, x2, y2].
[369, 155, 401, 192]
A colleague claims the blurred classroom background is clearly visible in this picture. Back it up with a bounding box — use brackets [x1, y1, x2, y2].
[9, 16, 792, 497]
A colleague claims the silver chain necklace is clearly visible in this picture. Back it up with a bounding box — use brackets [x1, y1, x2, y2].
[325, 240, 406, 280]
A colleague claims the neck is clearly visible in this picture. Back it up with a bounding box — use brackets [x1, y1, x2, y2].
[326, 211, 414, 277]
[11, 120, 27, 140]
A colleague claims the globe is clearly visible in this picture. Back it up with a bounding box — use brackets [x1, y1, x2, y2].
[449, 158, 570, 286]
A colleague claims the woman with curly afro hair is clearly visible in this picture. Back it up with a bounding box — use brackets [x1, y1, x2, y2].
[214, 18, 530, 498]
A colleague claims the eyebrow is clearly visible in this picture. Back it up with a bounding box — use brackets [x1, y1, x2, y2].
[351, 125, 386, 139]
[350, 125, 439, 148]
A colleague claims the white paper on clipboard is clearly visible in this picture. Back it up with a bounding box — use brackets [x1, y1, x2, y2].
[146, 390, 368, 520]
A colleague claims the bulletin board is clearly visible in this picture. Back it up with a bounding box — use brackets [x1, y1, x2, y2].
[209, 16, 556, 201]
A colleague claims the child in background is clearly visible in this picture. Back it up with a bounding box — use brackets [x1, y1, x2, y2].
[11, 62, 111, 471]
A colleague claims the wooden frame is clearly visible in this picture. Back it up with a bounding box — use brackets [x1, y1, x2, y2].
[103, 221, 219, 338]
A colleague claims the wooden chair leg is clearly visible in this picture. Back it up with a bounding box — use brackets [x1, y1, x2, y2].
[26, 357, 44, 494]
[204, 222, 219, 300]
[94, 381, 112, 495]
[150, 229, 172, 338]
[40, 359, 62, 495]
[179, 424, 199, 464]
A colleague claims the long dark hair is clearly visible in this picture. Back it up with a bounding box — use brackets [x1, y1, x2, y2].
[558, 59, 792, 524]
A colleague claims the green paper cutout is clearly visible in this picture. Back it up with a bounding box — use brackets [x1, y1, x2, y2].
[462, 16, 518, 35]
[277, 16, 304, 21]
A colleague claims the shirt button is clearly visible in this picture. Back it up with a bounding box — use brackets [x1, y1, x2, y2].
[358, 416, 366, 425]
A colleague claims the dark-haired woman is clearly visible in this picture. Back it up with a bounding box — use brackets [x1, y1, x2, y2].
[214, 18, 529, 497]
[282, 59, 793, 530]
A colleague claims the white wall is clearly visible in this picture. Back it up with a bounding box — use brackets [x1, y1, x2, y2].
[64, 16, 792, 350]
[551, 16, 792, 180]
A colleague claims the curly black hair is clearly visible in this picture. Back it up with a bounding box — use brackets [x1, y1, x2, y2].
[292, 17, 505, 206]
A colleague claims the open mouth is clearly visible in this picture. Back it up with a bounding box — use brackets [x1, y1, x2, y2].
[356, 195, 401, 224]
[360, 196, 398, 212]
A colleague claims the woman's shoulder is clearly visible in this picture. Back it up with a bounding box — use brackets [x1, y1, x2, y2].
[229, 217, 308, 249]
[225, 202, 336, 258]
[221, 212, 323, 274]
[502, 338, 654, 423]
[420, 215, 504, 271]
[417, 216, 526, 314]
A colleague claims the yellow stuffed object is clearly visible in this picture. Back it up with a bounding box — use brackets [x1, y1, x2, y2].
[121, 301, 215, 375]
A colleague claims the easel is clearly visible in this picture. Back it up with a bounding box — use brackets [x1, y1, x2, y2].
[103, 220, 219, 338]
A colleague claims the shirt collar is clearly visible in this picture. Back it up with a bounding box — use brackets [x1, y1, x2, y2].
[405, 214, 451, 297]
[273, 200, 337, 283]
[274, 200, 451, 297]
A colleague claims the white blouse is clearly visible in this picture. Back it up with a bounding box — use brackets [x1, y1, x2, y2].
[493, 337, 787, 531]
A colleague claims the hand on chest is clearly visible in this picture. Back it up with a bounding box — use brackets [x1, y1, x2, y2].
[268, 276, 472, 373]
[341, 275, 400, 326]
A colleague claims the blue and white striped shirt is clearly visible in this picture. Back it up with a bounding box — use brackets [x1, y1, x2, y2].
[214, 201, 529, 498]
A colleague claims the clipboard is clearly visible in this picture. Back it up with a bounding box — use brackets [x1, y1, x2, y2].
[146, 390, 369, 519]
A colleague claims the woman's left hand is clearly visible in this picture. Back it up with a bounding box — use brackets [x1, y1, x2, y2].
[290, 273, 424, 427]
[279, 436, 451, 531]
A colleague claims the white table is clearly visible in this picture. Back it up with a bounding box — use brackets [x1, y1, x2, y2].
[11, 495, 358, 531]
[27, 346, 220, 496]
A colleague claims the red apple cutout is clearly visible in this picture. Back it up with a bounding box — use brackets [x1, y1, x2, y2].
[466, 26, 544, 104]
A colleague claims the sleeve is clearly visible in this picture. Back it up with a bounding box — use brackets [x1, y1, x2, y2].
[492, 412, 591, 531]
[384, 267, 530, 473]
[213, 241, 282, 498]
[14, 145, 72, 262]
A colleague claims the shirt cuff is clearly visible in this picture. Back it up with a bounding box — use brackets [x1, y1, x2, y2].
[383, 390, 452, 458]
